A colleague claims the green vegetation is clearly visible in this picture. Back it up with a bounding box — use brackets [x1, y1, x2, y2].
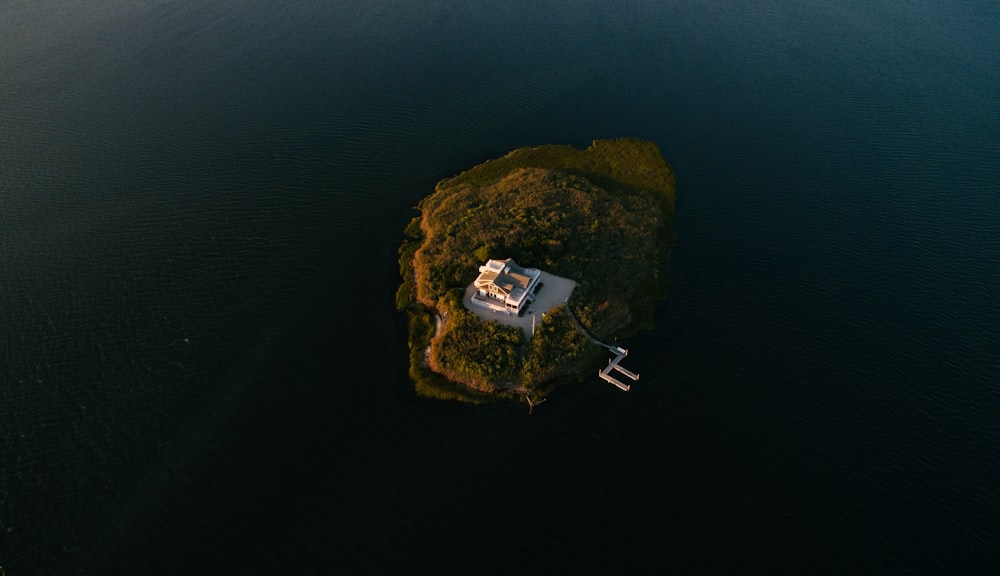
[521, 307, 597, 385]
[397, 138, 675, 404]
[401, 298, 496, 404]
[432, 301, 523, 393]
[395, 216, 423, 310]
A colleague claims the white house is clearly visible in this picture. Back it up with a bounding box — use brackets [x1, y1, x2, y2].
[472, 258, 541, 313]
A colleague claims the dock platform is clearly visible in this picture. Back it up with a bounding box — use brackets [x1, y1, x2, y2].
[598, 346, 639, 392]
[599, 370, 631, 391]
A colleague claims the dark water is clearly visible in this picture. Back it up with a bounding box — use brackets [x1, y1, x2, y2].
[2, 1, 998, 573]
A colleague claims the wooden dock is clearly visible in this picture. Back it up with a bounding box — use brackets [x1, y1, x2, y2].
[598, 347, 639, 392]
[562, 305, 642, 392]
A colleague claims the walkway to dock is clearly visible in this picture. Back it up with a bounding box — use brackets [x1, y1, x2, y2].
[564, 307, 640, 392]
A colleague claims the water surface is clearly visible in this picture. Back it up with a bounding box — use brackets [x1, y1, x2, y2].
[2, 1, 998, 573]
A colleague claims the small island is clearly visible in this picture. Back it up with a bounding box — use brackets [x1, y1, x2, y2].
[396, 138, 676, 405]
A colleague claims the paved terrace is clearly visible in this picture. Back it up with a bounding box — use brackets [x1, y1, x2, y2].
[462, 270, 577, 339]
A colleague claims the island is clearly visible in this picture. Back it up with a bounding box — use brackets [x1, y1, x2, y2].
[396, 138, 676, 405]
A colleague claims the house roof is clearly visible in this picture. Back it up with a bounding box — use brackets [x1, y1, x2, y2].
[474, 259, 537, 301]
